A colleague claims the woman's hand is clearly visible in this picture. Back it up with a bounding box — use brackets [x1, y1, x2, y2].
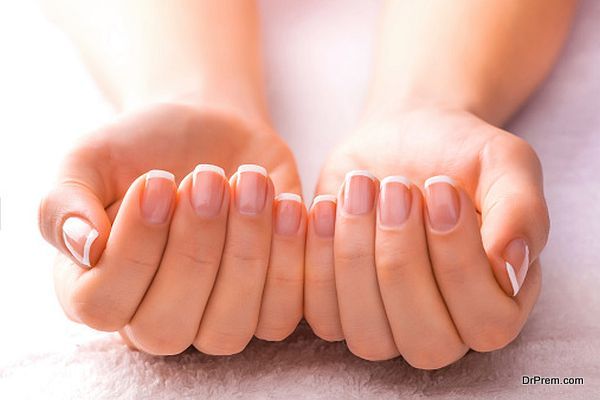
[305, 107, 549, 368]
[39, 102, 305, 355]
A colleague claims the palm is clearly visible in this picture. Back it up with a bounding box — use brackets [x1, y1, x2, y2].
[67, 103, 301, 214]
[317, 109, 508, 206]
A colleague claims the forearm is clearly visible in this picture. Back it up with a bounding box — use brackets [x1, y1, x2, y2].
[367, 0, 577, 125]
[43, 0, 268, 120]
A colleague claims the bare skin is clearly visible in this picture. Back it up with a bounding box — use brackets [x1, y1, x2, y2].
[39, 0, 577, 367]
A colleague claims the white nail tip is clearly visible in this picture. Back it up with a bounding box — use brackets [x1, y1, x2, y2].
[312, 194, 337, 205]
[62, 217, 98, 268]
[518, 244, 531, 283]
[275, 193, 302, 203]
[424, 175, 456, 189]
[380, 176, 411, 188]
[146, 170, 175, 182]
[82, 229, 99, 267]
[345, 170, 376, 181]
[505, 262, 520, 297]
[237, 164, 267, 176]
[194, 164, 225, 177]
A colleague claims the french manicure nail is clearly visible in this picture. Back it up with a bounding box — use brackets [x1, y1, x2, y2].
[235, 164, 268, 215]
[191, 164, 226, 218]
[62, 216, 99, 268]
[311, 195, 336, 238]
[424, 175, 460, 232]
[141, 170, 175, 224]
[274, 193, 302, 236]
[379, 176, 412, 228]
[503, 238, 530, 296]
[343, 170, 376, 215]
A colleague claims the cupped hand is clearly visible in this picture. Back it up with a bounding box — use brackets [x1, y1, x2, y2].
[39, 102, 305, 355]
[304, 107, 549, 368]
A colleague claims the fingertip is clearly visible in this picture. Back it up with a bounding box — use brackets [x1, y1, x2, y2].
[61, 216, 99, 268]
[231, 164, 273, 216]
[141, 169, 177, 225]
[40, 181, 111, 268]
[309, 194, 337, 238]
[274, 193, 305, 237]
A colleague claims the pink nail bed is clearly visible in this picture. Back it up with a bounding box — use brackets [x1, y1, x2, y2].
[379, 176, 411, 227]
[274, 193, 303, 236]
[191, 164, 226, 218]
[235, 164, 268, 215]
[141, 170, 175, 224]
[311, 195, 336, 238]
[343, 171, 376, 215]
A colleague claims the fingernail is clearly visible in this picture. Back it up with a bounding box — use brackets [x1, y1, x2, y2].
[235, 164, 268, 215]
[343, 170, 376, 215]
[62, 216, 99, 268]
[379, 176, 412, 228]
[141, 170, 176, 224]
[503, 238, 530, 296]
[424, 175, 460, 232]
[311, 195, 336, 238]
[191, 164, 226, 218]
[274, 193, 303, 236]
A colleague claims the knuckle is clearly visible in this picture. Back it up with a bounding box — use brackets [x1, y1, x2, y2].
[465, 310, 520, 352]
[305, 319, 344, 342]
[266, 268, 303, 287]
[346, 336, 399, 361]
[121, 253, 157, 271]
[513, 136, 540, 165]
[38, 193, 58, 244]
[172, 246, 219, 269]
[529, 199, 550, 245]
[255, 322, 298, 342]
[193, 329, 253, 356]
[376, 252, 412, 284]
[335, 246, 373, 268]
[312, 330, 344, 343]
[304, 269, 335, 288]
[127, 324, 192, 356]
[226, 248, 266, 268]
[69, 292, 129, 332]
[432, 260, 467, 287]
[347, 343, 398, 362]
[402, 341, 467, 370]
[304, 274, 335, 291]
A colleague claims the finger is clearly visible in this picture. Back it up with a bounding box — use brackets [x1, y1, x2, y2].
[194, 164, 274, 355]
[335, 170, 399, 361]
[478, 133, 550, 296]
[255, 193, 306, 341]
[424, 175, 540, 352]
[304, 195, 343, 341]
[375, 176, 467, 369]
[125, 165, 229, 355]
[39, 157, 111, 268]
[54, 170, 176, 331]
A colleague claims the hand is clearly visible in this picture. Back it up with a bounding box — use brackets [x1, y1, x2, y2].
[304, 107, 549, 368]
[39, 102, 305, 355]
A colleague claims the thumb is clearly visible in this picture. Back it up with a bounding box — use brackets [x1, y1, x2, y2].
[38, 162, 112, 268]
[479, 134, 550, 297]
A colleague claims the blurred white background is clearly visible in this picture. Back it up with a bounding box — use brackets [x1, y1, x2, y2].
[0, 1, 114, 361]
